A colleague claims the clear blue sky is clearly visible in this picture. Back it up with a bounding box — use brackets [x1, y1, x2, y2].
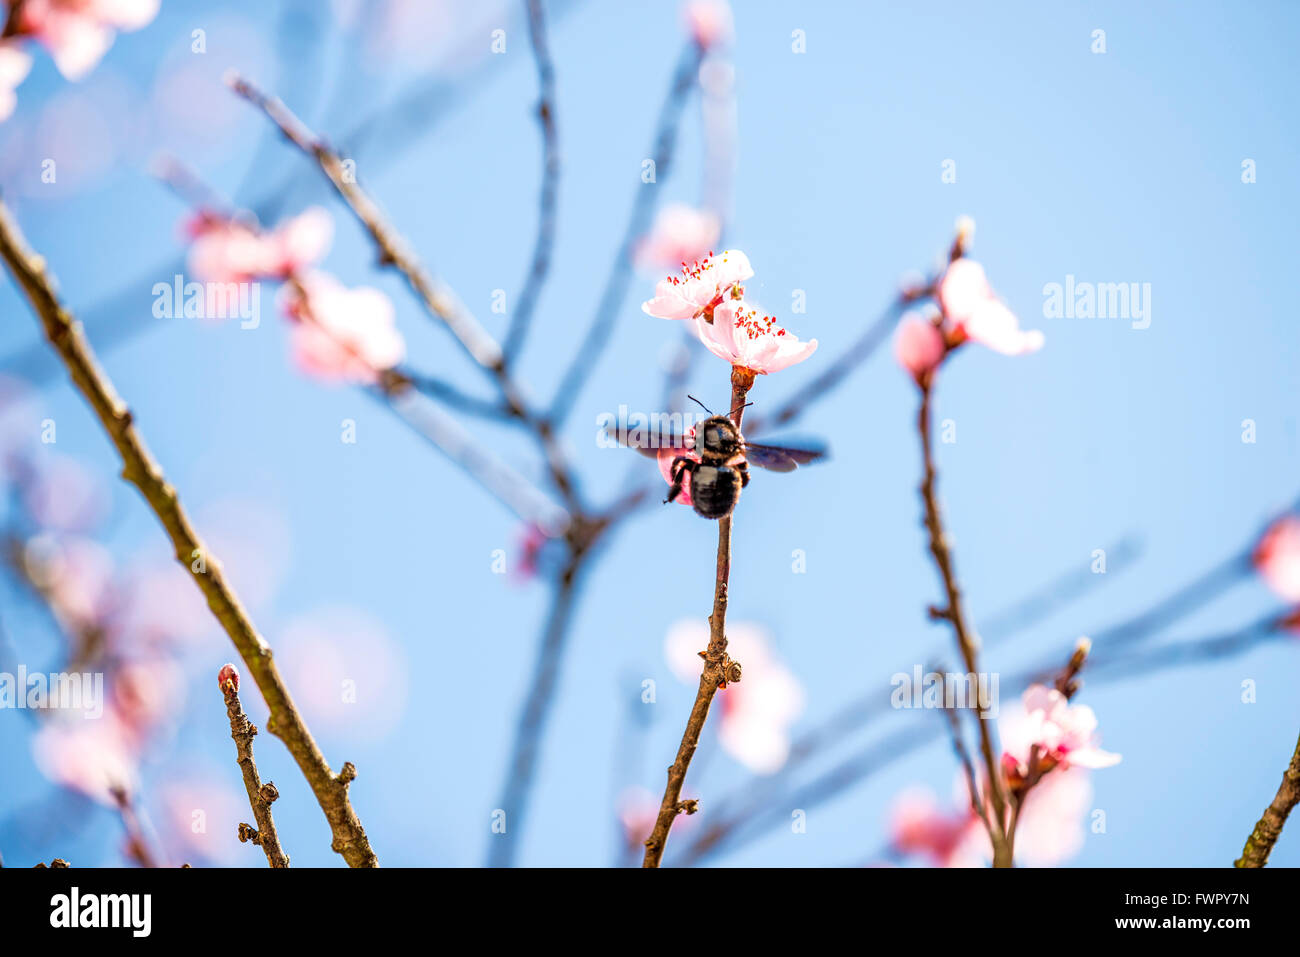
[1, 0, 1298, 867]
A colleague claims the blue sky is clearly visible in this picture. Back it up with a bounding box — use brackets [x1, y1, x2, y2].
[1, 0, 1298, 867]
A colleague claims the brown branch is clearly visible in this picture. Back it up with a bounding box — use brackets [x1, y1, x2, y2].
[109, 787, 158, 868]
[228, 74, 585, 520]
[503, 0, 560, 364]
[916, 379, 1010, 865]
[548, 42, 703, 428]
[1236, 726, 1300, 867]
[642, 365, 754, 868]
[219, 665, 290, 868]
[0, 199, 378, 867]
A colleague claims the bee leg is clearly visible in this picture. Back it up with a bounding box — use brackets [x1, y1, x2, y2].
[665, 457, 692, 504]
[737, 460, 750, 488]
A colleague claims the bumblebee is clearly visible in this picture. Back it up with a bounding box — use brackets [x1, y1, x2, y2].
[613, 399, 827, 520]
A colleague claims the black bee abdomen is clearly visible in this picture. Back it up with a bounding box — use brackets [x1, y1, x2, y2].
[691, 464, 742, 519]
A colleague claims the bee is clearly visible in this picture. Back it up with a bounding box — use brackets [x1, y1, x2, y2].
[610, 397, 828, 520]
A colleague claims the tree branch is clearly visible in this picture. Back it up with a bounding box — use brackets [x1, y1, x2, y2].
[0, 199, 379, 868]
[1235, 726, 1300, 867]
[642, 365, 753, 867]
[503, 0, 561, 364]
[219, 665, 290, 868]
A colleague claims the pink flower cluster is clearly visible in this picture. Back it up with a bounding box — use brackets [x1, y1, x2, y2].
[889, 685, 1119, 867]
[642, 249, 817, 375]
[17, 0, 159, 82]
[1254, 515, 1300, 604]
[184, 207, 405, 385]
[894, 236, 1044, 382]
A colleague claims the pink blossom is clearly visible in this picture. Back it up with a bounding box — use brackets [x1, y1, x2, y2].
[1001, 684, 1121, 778]
[642, 249, 752, 321]
[0, 42, 32, 122]
[665, 620, 804, 773]
[187, 207, 332, 285]
[113, 657, 183, 741]
[20, 0, 160, 81]
[283, 272, 406, 385]
[682, 0, 733, 49]
[636, 203, 721, 273]
[893, 311, 946, 381]
[1254, 515, 1300, 603]
[32, 714, 139, 805]
[21, 453, 108, 531]
[23, 533, 116, 633]
[888, 787, 982, 868]
[960, 769, 1095, 868]
[937, 258, 1043, 356]
[695, 299, 818, 375]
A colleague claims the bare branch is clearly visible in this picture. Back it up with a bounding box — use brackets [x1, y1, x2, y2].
[219, 665, 290, 868]
[0, 199, 379, 867]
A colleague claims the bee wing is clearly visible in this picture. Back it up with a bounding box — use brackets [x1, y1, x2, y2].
[602, 423, 693, 460]
[743, 440, 829, 473]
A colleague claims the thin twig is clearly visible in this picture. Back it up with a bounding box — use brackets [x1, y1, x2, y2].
[503, 0, 561, 364]
[219, 665, 290, 868]
[487, 556, 583, 867]
[0, 200, 379, 868]
[548, 43, 703, 427]
[229, 74, 585, 519]
[917, 379, 1010, 864]
[642, 365, 754, 867]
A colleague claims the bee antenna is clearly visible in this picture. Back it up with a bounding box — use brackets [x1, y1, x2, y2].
[686, 394, 714, 415]
[727, 400, 755, 418]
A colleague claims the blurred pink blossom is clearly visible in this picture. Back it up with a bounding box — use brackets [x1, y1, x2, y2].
[283, 272, 406, 385]
[894, 311, 947, 381]
[1000, 684, 1121, 780]
[695, 300, 817, 375]
[32, 713, 139, 804]
[0, 41, 32, 121]
[157, 770, 244, 863]
[112, 656, 184, 742]
[635, 203, 721, 274]
[665, 619, 803, 773]
[187, 207, 332, 285]
[937, 258, 1043, 356]
[961, 769, 1096, 868]
[888, 787, 982, 868]
[642, 249, 752, 321]
[20, 0, 160, 81]
[24, 533, 117, 634]
[682, 0, 733, 50]
[1254, 515, 1300, 603]
[21, 452, 108, 531]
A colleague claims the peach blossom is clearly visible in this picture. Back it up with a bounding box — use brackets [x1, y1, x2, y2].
[683, 0, 733, 49]
[642, 248, 752, 321]
[0, 42, 32, 122]
[635, 203, 721, 274]
[888, 787, 982, 868]
[32, 713, 138, 804]
[187, 207, 332, 285]
[937, 258, 1043, 356]
[1254, 515, 1300, 602]
[283, 272, 406, 385]
[893, 311, 946, 381]
[1000, 684, 1121, 777]
[958, 769, 1096, 868]
[665, 619, 804, 774]
[695, 299, 817, 375]
[21, 0, 160, 81]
